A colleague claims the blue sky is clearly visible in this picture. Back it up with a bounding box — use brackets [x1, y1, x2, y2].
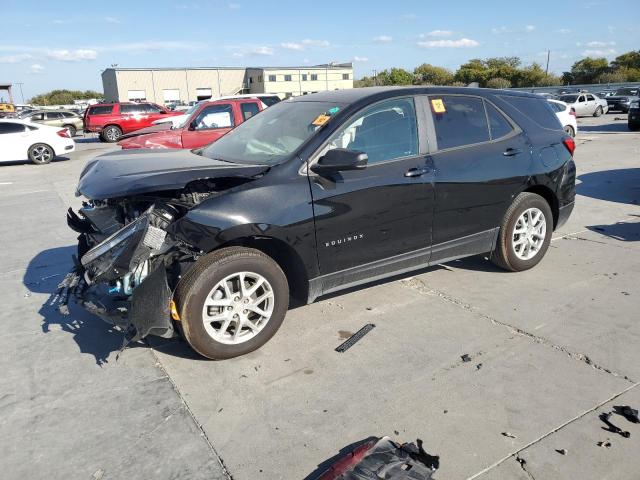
[1, 0, 638, 101]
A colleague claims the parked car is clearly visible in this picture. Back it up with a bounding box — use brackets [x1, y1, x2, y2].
[118, 98, 265, 150]
[628, 98, 640, 131]
[215, 93, 281, 107]
[548, 99, 577, 137]
[83, 102, 182, 142]
[557, 92, 608, 117]
[22, 110, 84, 137]
[65, 87, 575, 359]
[605, 88, 640, 113]
[151, 101, 205, 127]
[0, 119, 74, 164]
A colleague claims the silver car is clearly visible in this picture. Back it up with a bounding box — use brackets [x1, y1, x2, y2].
[557, 93, 609, 117]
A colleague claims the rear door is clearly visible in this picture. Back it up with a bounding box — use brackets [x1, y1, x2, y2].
[44, 111, 64, 128]
[424, 94, 530, 263]
[119, 103, 149, 133]
[585, 94, 598, 114]
[575, 95, 589, 116]
[181, 102, 235, 149]
[309, 96, 435, 283]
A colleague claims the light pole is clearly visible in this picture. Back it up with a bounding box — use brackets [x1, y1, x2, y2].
[15, 82, 25, 103]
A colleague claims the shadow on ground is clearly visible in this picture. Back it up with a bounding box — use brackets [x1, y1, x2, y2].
[578, 121, 631, 133]
[24, 245, 139, 365]
[577, 168, 640, 205]
[588, 217, 640, 242]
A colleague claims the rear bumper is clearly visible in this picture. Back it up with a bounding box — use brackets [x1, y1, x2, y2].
[557, 201, 574, 230]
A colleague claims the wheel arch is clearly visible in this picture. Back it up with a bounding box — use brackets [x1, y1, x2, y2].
[522, 184, 559, 229]
[215, 235, 310, 304]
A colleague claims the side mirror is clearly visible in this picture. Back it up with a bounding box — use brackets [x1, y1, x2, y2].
[188, 120, 197, 131]
[311, 148, 368, 174]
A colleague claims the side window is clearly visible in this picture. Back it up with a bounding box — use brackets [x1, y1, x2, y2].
[193, 104, 234, 130]
[88, 105, 113, 115]
[500, 95, 561, 130]
[46, 112, 63, 119]
[485, 102, 514, 140]
[430, 95, 489, 149]
[120, 104, 143, 114]
[142, 103, 162, 113]
[240, 102, 260, 121]
[578, 95, 585, 102]
[0, 122, 26, 134]
[325, 97, 418, 164]
[586, 94, 595, 101]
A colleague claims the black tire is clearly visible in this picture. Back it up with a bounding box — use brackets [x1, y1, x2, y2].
[28, 143, 54, 165]
[564, 125, 575, 137]
[101, 125, 122, 143]
[629, 122, 640, 132]
[593, 106, 603, 117]
[491, 192, 553, 272]
[63, 124, 77, 137]
[174, 247, 289, 360]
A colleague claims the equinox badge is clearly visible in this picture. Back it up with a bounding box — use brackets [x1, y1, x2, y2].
[325, 234, 364, 247]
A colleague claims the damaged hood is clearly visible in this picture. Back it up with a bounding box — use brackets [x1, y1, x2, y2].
[118, 128, 183, 150]
[77, 149, 268, 200]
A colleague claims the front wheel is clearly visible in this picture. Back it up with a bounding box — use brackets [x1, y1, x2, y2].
[174, 247, 289, 359]
[491, 192, 553, 272]
[28, 143, 54, 165]
[593, 106, 603, 117]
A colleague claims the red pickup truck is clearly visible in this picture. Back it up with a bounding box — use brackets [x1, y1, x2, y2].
[117, 98, 264, 150]
[84, 102, 182, 142]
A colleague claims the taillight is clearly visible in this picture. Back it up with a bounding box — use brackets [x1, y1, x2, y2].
[562, 136, 575, 156]
[57, 128, 70, 138]
[569, 107, 576, 117]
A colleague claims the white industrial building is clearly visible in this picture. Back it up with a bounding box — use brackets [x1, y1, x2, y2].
[101, 63, 354, 104]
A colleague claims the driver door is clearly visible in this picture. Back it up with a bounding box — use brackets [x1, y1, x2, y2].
[308, 96, 434, 289]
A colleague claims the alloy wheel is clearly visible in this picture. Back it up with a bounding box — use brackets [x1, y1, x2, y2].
[512, 207, 547, 260]
[32, 145, 52, 163]
[201, 271, 275, 345]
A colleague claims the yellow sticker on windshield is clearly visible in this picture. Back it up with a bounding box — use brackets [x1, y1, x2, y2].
[312, 114, 331, 126]
[431, 99, 446, 113]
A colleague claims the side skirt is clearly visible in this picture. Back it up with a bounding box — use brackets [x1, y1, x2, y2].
[307, 227, 499, 303]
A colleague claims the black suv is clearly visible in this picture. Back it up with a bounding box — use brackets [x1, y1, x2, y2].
[628, 97, 640, 131]
[65, 87, 576, 359]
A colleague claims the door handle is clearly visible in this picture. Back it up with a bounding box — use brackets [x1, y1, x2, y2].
[503, 148, 522, 157]
[404, 167, 430, 177]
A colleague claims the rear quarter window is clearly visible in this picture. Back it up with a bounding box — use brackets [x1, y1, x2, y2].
[500, 95, 561, 130]
[88, 105, 113, 115]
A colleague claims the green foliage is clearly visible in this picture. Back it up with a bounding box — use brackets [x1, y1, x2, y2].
[29, 89, 103, 105]
[486, 78, 511, 89]
[596, 71, 628, 84]
[567, 57, 609, 84]
[413, 64, 454, 85]
[611, 51, 640, 70]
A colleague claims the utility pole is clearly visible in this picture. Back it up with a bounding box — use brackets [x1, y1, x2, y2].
[372, 69, 378, 86]
[15, 82, 25, 103]
[545, 50, 551, 76]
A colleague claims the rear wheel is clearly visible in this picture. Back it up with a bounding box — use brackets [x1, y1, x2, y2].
[491, 192, 553, 272]
[28, 143, 54, 165]
[174, 247, 289, 359]
[593, 106, 603, 117]
[101, 125, 122, 142]
[63, 124, 76, 137]
[629, 122, 640, 132]
[564, 125, 575, 137]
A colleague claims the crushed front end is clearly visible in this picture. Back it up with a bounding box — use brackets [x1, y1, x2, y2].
[63, 198, 197, 342]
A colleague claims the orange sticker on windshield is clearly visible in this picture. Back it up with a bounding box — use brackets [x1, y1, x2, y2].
[431, 99, 446, 113]
[312, 114, 331, 126]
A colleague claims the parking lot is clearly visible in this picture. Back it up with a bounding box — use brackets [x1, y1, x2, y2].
[1, 113, 638, 479]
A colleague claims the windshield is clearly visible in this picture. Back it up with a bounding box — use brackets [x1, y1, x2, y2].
[174, 103, 201, 128]
[559, 95, 579, 103]
[201, 100, 344, 165]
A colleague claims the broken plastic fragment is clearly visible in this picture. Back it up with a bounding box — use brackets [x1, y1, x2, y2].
[502, 432, 517, 439]
[461, 354, 471, 362]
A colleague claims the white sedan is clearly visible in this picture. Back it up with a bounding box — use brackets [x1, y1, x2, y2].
[557, 92, 608, 117]
[0, 119, 75, 165]
[548, 99, 578, 137]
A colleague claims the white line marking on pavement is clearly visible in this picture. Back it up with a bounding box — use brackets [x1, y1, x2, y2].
[0, 182, 13, 185]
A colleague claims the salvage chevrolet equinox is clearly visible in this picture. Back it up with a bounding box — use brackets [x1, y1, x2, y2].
[64, 87, 576, 359]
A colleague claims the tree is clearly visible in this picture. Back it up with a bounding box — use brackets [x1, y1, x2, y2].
[387, 68, 414, 85]
[454, 58, 489, 85]
[486, 77, 511, 89]
[596, 71, 628, 84]
[413, 64, 454, 85]
[516, 63, 560, 87]
[29, 89, 103, 105]
[568, 57, 609, 84]
[611, 51, 640, 70]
